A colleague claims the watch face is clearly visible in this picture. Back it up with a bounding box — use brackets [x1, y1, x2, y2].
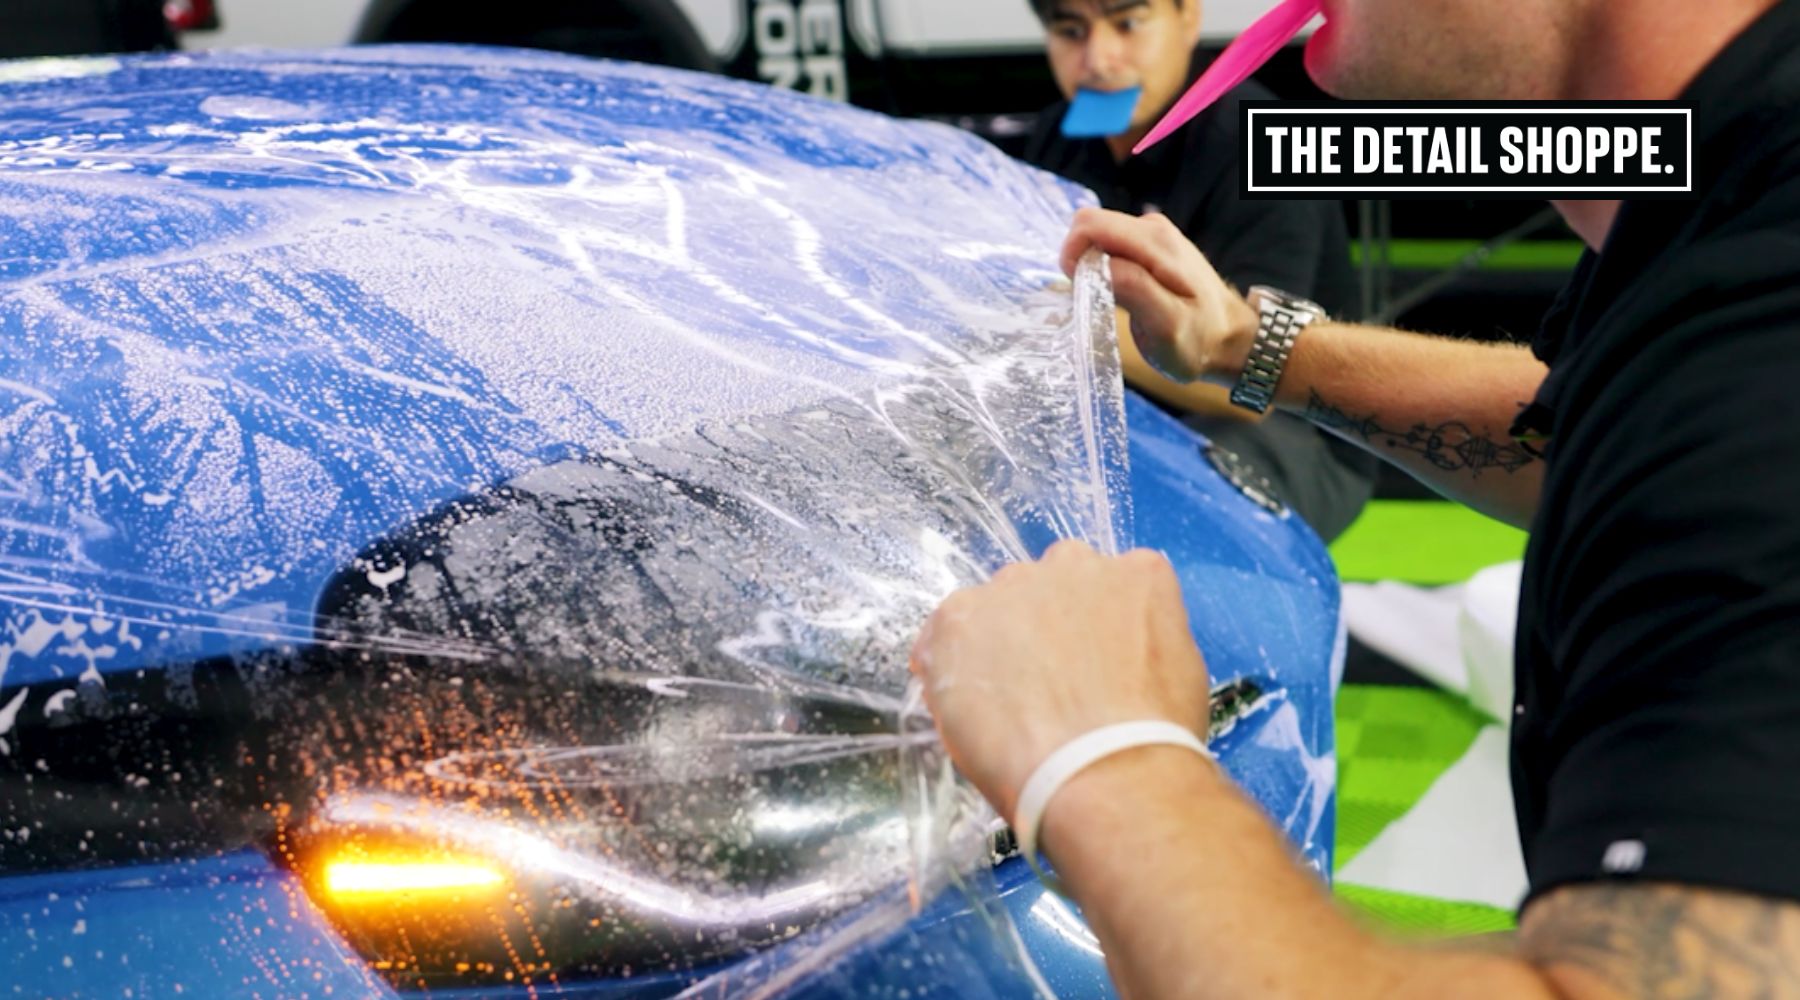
[1278, 293, 1325, 317]
[1296, 296, 1325, 316]
[1249, 285, 1324, 319]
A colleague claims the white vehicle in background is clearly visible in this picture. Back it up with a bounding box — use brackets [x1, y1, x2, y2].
[185, 0, 1309, 151]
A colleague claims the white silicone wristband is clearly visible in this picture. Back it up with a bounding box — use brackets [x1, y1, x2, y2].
[1013, 720, 1214, 895]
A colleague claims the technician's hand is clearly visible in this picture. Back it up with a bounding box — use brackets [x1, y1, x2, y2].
[908, 540, 1211, 821]
[1062, 207, 1259, 385]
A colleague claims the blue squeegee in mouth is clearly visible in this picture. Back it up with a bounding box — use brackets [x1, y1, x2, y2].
[1060, 85, 1143, 138]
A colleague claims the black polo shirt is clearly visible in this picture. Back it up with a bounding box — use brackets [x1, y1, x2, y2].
[1023, 73, 1376, 541]
[1512, 0, 1800, 905]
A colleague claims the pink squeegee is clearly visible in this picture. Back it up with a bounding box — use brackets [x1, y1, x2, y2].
[1133, 0, 1323, 155]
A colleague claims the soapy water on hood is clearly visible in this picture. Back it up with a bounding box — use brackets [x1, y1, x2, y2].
[0, 47, 1334, 999]
[0, 46, 1136, 996]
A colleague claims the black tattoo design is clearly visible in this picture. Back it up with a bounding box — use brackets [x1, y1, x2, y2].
[1302, 390, 1535, 476]
[1522, 882, 1800, 999]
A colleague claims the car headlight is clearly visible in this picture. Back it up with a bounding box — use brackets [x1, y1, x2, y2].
[271, 700, 918, 989]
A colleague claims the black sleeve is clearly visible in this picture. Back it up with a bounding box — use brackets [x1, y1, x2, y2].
[1524, 231, 1800, 904]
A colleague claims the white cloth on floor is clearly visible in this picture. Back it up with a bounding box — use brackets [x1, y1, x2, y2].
[1336, 725, 1528, 910]
[1336, 561, 1528, 909]
[1341, 560, 1522, 721]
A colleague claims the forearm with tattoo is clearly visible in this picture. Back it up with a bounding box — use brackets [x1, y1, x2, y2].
[1302, 389, 1537, 477]
[1520, 882, 1800, 999]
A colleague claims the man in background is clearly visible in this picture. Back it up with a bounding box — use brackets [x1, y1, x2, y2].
[1022, 0, 1376, 541]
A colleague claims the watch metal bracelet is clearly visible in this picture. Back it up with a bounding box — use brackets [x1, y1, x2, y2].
[1228, 285, 1325, 414]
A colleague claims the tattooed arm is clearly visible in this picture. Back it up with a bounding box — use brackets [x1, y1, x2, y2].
[998, 740, 1799, 1000]
[1063, 208, 1547, 529]
[941, 703, 1800, 1000]
[910, 542, 1800, 1000]
[1279, 322, 1548, 529]
[1520, 882, 1800, 1000]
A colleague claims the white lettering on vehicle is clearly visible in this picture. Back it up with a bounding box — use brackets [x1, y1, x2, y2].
[753, 0, 847, 101]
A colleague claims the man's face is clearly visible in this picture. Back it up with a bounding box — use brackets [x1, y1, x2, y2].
[1043, 0, 1204, 136]
[1304, 0, 1578, 100]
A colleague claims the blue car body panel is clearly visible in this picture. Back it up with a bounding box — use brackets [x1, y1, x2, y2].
[0, 393, 1336, 1000]
[0, 47, 1338, 998]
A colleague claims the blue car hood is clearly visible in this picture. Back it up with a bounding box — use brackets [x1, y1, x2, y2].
[0, 46, 1336, 999]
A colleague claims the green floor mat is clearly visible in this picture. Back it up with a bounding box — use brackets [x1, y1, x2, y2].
[1329, 500, 1526, 584]
[1336, 884, 1516, 937]
[1333, 683, 1516, 934]
[1334, 684, 1491, 868]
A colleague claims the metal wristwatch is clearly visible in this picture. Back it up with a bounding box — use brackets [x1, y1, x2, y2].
[1228, 285, 1326, 414]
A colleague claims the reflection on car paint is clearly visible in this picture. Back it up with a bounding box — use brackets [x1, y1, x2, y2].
[0, 47, 1340, 998]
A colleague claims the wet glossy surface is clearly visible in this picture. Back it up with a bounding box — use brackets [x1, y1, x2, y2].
[0, 47, 1337, 998]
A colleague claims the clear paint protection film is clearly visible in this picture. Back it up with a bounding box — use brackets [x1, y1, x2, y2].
[0, 47, 1334, 999]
